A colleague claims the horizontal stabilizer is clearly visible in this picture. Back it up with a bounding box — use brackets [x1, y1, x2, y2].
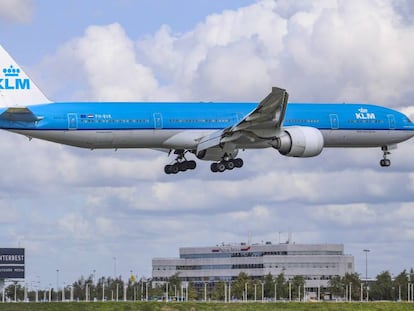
[0, 107, 41, 122]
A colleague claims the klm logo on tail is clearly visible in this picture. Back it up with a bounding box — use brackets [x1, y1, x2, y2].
[0, 65, 30, 90]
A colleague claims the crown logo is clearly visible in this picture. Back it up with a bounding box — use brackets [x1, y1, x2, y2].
[358, 107, 368, 113]
[2, 65, 20, 77]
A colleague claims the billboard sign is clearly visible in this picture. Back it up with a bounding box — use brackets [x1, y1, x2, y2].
[0, 248, 25, 279]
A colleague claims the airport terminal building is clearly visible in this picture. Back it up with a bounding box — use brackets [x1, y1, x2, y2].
[152, 242, 354, 290]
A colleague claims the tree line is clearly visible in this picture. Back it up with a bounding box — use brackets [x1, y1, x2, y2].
[3, 268, 414, 302]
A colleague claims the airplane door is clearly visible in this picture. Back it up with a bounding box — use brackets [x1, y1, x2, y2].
[387, 114, 396, 129]
[67, 113, 77, 130]
[329, 114, 339, 129]
[153, 113, 163, 129]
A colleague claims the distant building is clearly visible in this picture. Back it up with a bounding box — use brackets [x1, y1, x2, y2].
[152, 241, 354, 293]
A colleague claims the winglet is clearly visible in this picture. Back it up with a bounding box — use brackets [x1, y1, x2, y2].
[0, 45, 51, 107]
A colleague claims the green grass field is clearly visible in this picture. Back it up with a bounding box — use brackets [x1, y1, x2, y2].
[0, 302, 413, 311]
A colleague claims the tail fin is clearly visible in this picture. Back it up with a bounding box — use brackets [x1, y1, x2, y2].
[0, 45, 50, 107]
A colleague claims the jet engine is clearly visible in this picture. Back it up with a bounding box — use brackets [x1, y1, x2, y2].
[273, 126, 324, 157]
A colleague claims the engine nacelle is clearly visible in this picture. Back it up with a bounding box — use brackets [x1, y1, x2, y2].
[275, 126, 324, 157]
[196, 147, 238, 161]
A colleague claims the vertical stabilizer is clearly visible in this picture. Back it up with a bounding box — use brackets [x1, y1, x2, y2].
[0, 45, 50, 107]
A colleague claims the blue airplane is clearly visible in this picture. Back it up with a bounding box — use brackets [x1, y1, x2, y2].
[0, 45, 413, 174]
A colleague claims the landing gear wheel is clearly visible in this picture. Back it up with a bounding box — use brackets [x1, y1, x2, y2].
[225, 160, 235, 170]
[164, 164, 179, 174]
[178, 162, 188, 171]
[217, 162, 226, 172]
[171, 163, 179, 174]
[187, 160, 197, 170]
[210, 163, 218, 172]
[234, 158, 244, 168]
[164, 165, 172, 174]
[380, 159, 391, 167]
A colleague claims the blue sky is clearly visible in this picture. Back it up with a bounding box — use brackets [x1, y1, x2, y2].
[1, 0, 414, 290]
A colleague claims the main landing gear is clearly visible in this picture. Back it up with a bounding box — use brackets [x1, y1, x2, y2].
[164, 150, 245, 174]
[164, 150, 197, 174]
[210, 158, 243, 173]
[380, 146, 391, 167]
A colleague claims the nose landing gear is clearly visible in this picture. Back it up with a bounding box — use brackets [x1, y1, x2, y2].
[380, 146, 391, 167]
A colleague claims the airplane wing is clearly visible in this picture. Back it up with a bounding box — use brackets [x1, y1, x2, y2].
[228, 87, 288, 132]
[0, 107, 42, 122]
[197, 87, 288, 153]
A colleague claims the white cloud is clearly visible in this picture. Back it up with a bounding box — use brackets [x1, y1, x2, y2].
[311, 203, 377, 226]
[0, 0, 33, 23]
[135, 0, 414, 106]
[58, 213, 91, 240]
[0, 199, 19, 224]
[394, 202, 414, 220]
[74, 23, 159, 100]
[38, 0, 414, 107]
[229, 205, 271, 221]
[39, 23, 160, 101]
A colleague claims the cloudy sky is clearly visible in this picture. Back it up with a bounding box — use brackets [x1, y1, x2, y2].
[1, 0, 414, 289]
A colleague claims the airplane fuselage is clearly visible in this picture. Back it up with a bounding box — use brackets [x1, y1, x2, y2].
[1, 102, 413, 151]
[2, 44, 412, 173]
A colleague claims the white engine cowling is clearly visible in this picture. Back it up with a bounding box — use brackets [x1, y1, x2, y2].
[275, 126, 324, 157]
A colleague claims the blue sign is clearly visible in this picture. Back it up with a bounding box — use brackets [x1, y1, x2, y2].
[0, 248, 25, 279]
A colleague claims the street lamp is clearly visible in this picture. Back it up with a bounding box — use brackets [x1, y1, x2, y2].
[363, 249, 370, 301]
[261, 282, 264, 302]
[56, 269, 60, 302]
[92, 269, 96, 301]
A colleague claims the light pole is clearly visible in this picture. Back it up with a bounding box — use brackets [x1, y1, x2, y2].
[92, 269, 96, 301]
[363, 249, 370, 301]
[86, 283, 89, 302]
[261, 282, 264, 302]
[56, 269, 60, 302]
[49, 284, 52, 302]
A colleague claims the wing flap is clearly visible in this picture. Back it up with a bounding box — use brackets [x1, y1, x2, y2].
[196, 130, 223, 154]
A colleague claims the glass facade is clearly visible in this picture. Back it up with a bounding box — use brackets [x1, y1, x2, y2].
[152, 242, 354, 289]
